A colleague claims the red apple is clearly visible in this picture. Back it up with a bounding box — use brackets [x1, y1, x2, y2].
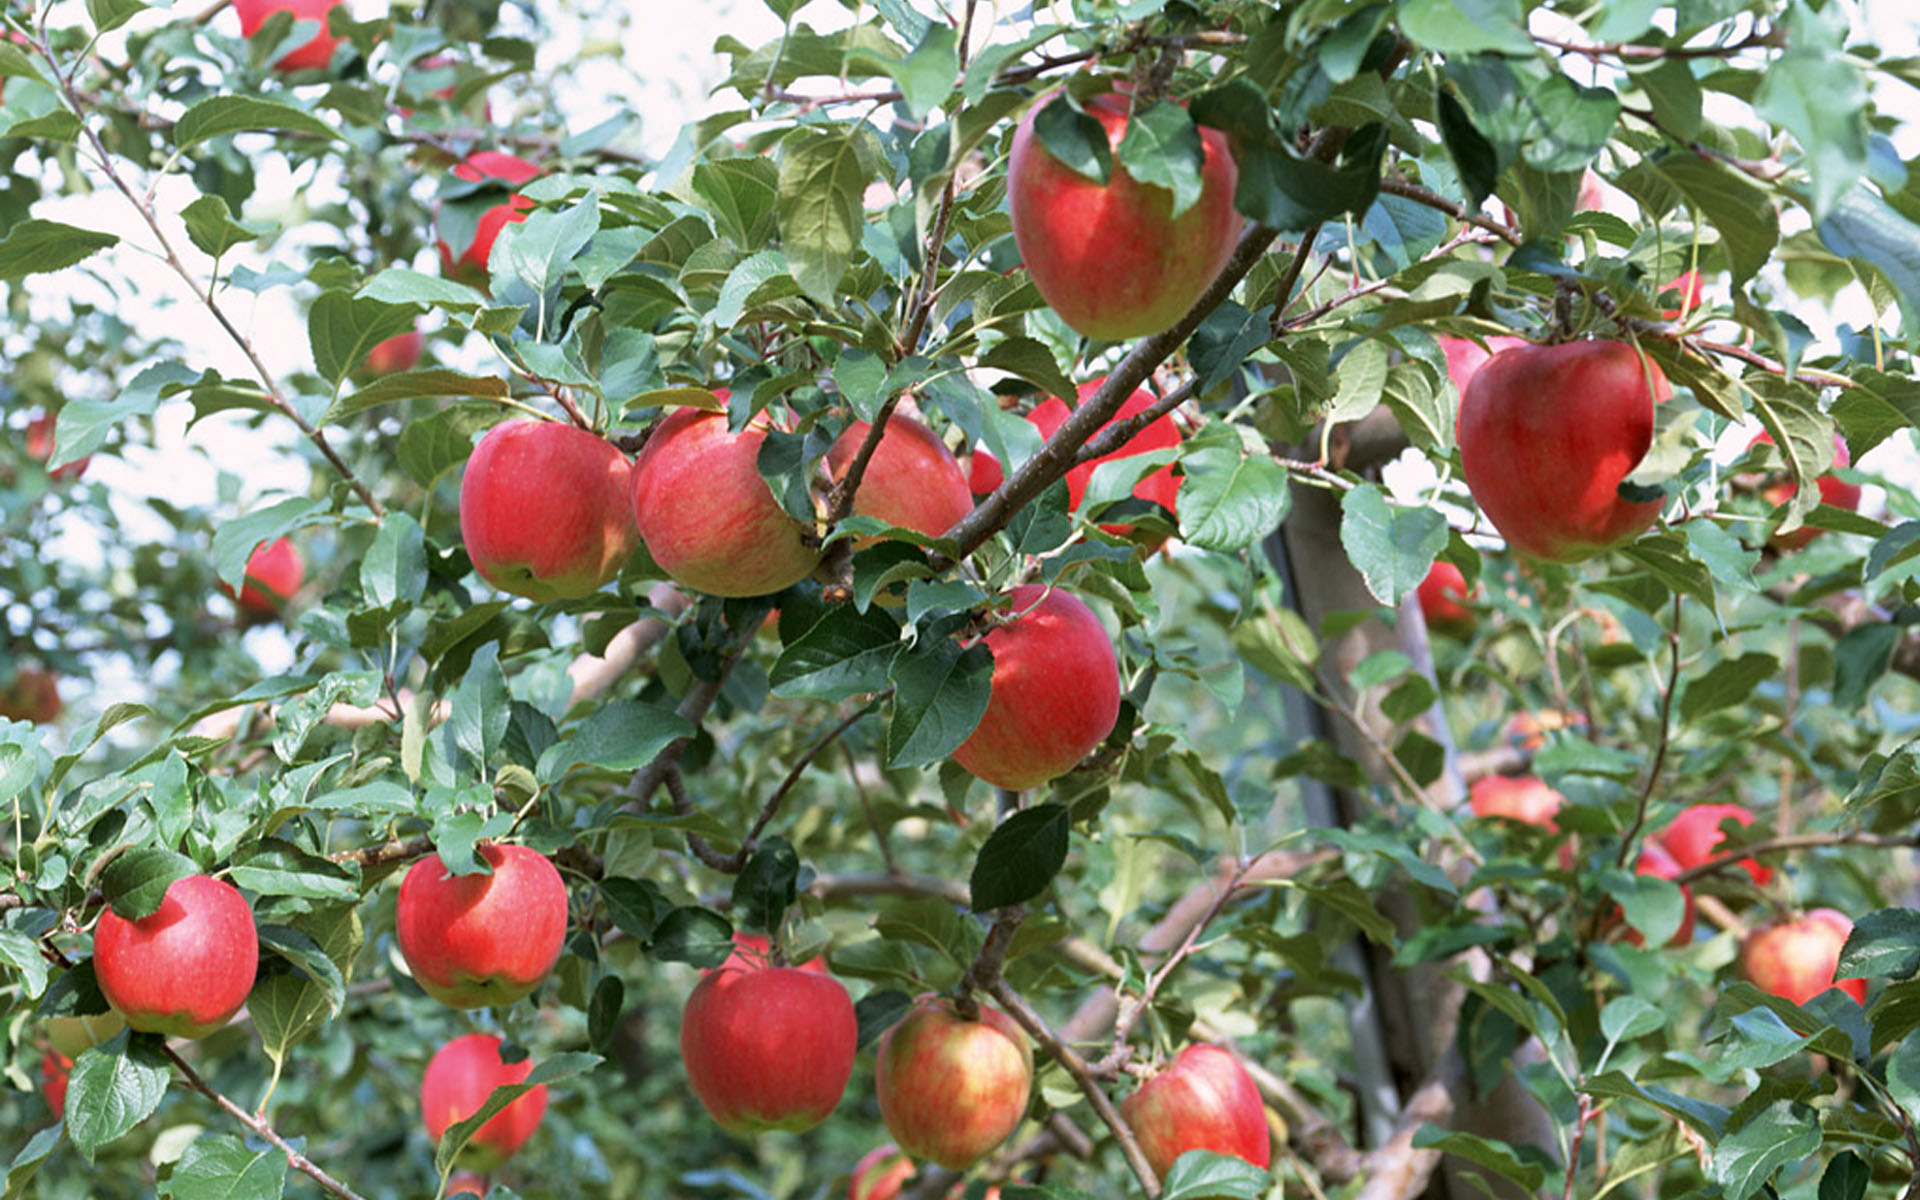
[950, 586, 1121, 791]
[0, 667, 62, 725]
[94, 874, 258, 1039]
[421, 1033, 548, 1171]
[1026, 380, 1182, 545]
[447, 1172, 489, 1198]
[43, 1011, 125, 1059]
[1468, 775, 1563, 829]
[1505, 709, 1588, 751]
[1658, 803, 1772, 886]
[1620, 842, 1696, 948]
[968, 448, 1005, 497]
[1121, 1043, 1271, 1181]
[436, 151, 541, 286]
[396, 843, 569, 1009]
[876, 997, 1033, 1171]
[826, 414, 973, 539]
[1416, 561, 1475, 635]
[849, 1144, 916, 1200]
[226, 537, 304, 615]
[232, 0, 342, 72]
[630, 405, 821, 598]
[680, 961, 857, 1134]
[363, 329, 423, 375]
[1458, 339, 1671, 562]
[1749, 430, 1860, 551]
[713, 931, 829, 976]
[459, 419, 638, 602]
[1008, 87, 1242, 340]
[40, 1050, 70, 1120]
[1742, 909, 1867, 1005]
[1659, 271, 1705, 320]
[25, 411, 88, 481]
[1437, 335, 1528, 397]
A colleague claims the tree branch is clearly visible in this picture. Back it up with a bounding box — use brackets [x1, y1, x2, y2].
[164, 1043, 369, 1200]
[682, 701, 879, 873]
[1670, 830, 1920, 887]
[1376, 177, 1522, 246]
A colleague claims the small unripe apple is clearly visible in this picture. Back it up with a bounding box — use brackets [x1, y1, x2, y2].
[680, 961, 857, 1133]
[950, 586, 1121, 791]
[1436, 335, 1528, 397]
[1505, 709, 1588, 750]
[458, 419, 639, 602]
[827, 414, 973, 539]
[714, 932, 829, 975]
[397, 843, 569, 1009]
[1026, 380, 1182, 546]
[1121, 1043, 1271, 1182]
[94, 874, 258, 1039]
[849, 1144, 916, 1200]
[1658, 803, 1772, 885]
[876, 996, 1033, 1171]
[1749, 431, 1860, 551]
[1742, 909, 1867, 1005]
[630, 404, 821, 598]
[436, 152, 541, 287]
[25, 411, 88, 481]
[1008, 87, 1243, 340]
[421, 1033, 548, 1171]
[0, 667, 63, 725]
[43, 1010, 126, 1059]
[1468, 775, 1562, 830]
[363, 329, 424, 375]
[40, 1049, 70, 1120]
[233, 0, 342, 72]
[1458, 339, 1670, 562]
[227, 536, 305, 615]
[1416, 561, 1475, 636]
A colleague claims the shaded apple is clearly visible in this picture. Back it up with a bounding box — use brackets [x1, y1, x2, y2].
[0, 666, 62, 725]
[876, 996, 1033, 1171]
[40, 1050, 70, 1120]
[827, 414, 973, 539]
[1121, 1043, 1271, 1182]
[849, 1144, 916, 1200]
[363, 329, 423, 375]
[43, 1011, 125, 1060]
[967, 447, 1005, 497]
[1437, 335, 1528, 396]
[226, 536, 305, 615]
[436, 151, 541, 287]
[421, 1033, 548, 1171]
[25, 411, 88, 482]
[1742, 909, 1867, 1005]
[1416, 561, 1475, 636]
[680, 960, 857, 1133]
[1658, 803, 1772, 885]
[397, 843, 569, 1009]
[1659, 271, 1705, 320]
[950, 585, 1121, 791]
[1008, 87, 1242, 340]
[630, 404, 821, 598]
[1749, 430, 1860, 551]
[447, 1172, 489, 1199]
[1458, 339, 1670, 562]
[233, 0, 342, 72]
[1468, 775, 1563, 830]
[459, 419, 638, 602]
[94, 874, 258, 1039]
[1026, 380, 1182, 546]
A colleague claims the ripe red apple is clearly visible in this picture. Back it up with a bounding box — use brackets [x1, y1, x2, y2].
[1658, 803, 1772, 885]
[363, 329, 423, 375]
[1121, 1043, 1271, 1181]
[1437, 335, 1528, 396]
[1008, 87, 1242, 340]
[1505, 709, 1588, 750]
[1416, 561, 1475, 635]
[713, 932, 829, 975]
[826, 414, 973, 539]
[1026, 380, 1182, 546]
[1458, 339, 1671, 562]
[396, 843, 569, 1009]
[1468, 775, 1563, 829]
[950, 585, 1121, 791]
[630, 405, 821, 597]
[94, 874, 258, 1039]
[967, 448, 1005, 497]
[40, 1050, 70, 1120]
[849, 1144, 916, 1200]
[876, 997, 1033, 1171]
[0, 667, 63, 725]
[436, 151, 541, 286]
[25, 411, 88, 481]
[459, 419, 639, 602]
[1742, 909, 1867, 1005]
[1620, 842, 1696, 948]
[680, 961, 857, 1133]
[1659, 271, 1705, 320]
[421, 1033, 548, 1170]
[1749, 431, 1860, 551]
[232, 0, 342, 72]
[43, 1011, 126, 1059]
[225, 536, 304, 615]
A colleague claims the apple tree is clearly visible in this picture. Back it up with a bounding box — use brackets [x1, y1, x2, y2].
[5, 0, 1920, 1198]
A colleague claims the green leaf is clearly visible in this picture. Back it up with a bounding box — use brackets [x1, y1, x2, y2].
[1837, 908, 1920, 982]
[1833, 622, 1900, 710]
[100, 847, 196, 921]
[1753, 1, 1868, 221]
[969, 803, 1070, 911]
[854, 988, 913, 1048]
[1710, 1099, 1822, 1200]
[1436, 87, 1499, 208]
[64, 1033, 171, 1162]
[253, 904, 362, 1064]
[1818, 185, 1920, 335]
[885, 640, 993, 769]
[979, 337, 1075, 404]
[1116, 100, 1206, 218]
[1678, 652, 1779, 722]
[534, 699, 694, 782]
[446, 642, 509, 772]
[1519, 75, 1619, 174]
[777, 124, 878, 305]
[397, 403, 504, 487]
[306, 291, 420, 389]
[1190, 301, 1272, 393]
[230, 839, 360, 902]
[0, 1123, 62, 1199]
[1408, 1127, 1544, 1191]
[0, 930, 48, 999]
[432, 1051, 601, 1176]
[0, 219, 117, 282]
[646, 906, 734, 967]
[1649, 152, 1780, 287]
[85, 0, 148, 34]
[600, 877, 671, 941]
[692, 158, 781, 250]
[1192, 85, 1388, 230]
[1889, 1033, 1920, 1126]
[1340, 483, 1448, 607]
[1819, 1153, 1871, 1200]
[1602, 867, 1685, 949]
[1158, 1149, 1272, 1200]
[180, 195, 275, 260]
[172, 96, 340, 148]
[1176, 427, 1291, 553]
[731, 838, 801, 933]
[256, 924, 347, 1019]
[211, 496, 326, 597]
[1032, 92, 1111, 186]
[1395, 0, 1530, 55]
[494, 199, 601, 304]
[158, 1133, 287, 1200]
[895, 22, 959, 119]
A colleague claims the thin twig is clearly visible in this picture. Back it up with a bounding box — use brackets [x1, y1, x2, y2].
[1616, 595, 1683, 867]
[1670, 831, 1920, 887]
[1376, 177, 1523, 246]
[955, 905, 1027, 1019]
[165, 1044, 369, 1200]
[1532, 25, 1777, 62]
[684, 701, 879, 873]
